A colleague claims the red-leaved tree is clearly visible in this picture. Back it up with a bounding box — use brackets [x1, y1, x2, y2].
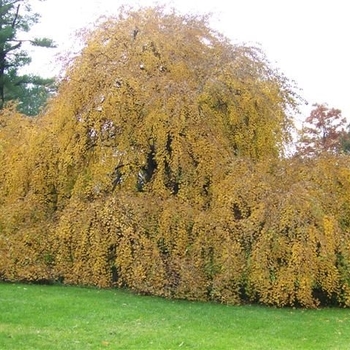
[297, 103, 347, 157]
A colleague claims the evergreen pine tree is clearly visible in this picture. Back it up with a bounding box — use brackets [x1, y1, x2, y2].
[0, 0, 56, 115]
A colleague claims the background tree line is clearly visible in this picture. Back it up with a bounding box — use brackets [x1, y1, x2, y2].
[0, 0, 56, 116]
[0, 6, 350, 308]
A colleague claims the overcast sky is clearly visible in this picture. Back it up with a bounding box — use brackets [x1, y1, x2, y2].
[27, 0, 350, 124]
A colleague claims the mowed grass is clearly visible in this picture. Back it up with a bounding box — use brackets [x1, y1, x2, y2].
[0, 283, 349, 349]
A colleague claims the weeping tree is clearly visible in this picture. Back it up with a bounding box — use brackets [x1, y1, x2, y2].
[42, 5, 299, 299]
[1, 4, 299, 290]
[12, 7, 350, 309]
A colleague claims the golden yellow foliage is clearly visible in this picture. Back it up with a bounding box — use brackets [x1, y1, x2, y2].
[1, 7, 350, 308]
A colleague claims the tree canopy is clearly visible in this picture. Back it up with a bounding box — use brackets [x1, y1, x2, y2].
[1, 6, 350, 308]
[297, 103, 347, 157]
[50, 6, 298, 200]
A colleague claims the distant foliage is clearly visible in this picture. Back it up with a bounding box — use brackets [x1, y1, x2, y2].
[0, 0, 57, 115]
[340, 124, 350, 154]
[297, 103, 347, 157]
[1, 7, 350, 308]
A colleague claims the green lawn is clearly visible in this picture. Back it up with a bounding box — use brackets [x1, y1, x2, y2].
[0, 282, 349, 349]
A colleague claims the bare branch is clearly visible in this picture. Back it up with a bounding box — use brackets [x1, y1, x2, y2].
[11, 4, 20, 28]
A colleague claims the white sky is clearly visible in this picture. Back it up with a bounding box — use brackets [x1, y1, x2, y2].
[26, 0, 350, 124]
